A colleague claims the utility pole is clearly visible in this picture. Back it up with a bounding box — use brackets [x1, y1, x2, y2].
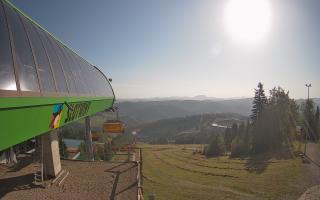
[85, 116, 94, 161]
[304, 83, 312, 155]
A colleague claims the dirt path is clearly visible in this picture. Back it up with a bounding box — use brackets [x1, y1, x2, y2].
[298, 143, 320, 200]
[306, 143, 320, 182]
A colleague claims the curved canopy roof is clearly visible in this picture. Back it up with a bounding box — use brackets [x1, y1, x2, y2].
[0, 0, 114, 98]
[0, 0, 115, 151]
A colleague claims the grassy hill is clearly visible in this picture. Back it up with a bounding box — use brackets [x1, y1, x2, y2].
[142, 144, 316, 200]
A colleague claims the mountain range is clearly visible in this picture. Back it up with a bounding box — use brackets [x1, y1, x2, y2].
[117, 95, 247, 102]
[62, 97, 320, 140]
[117, 97, 320, 127]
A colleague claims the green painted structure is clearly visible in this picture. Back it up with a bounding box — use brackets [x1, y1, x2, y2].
[0, 0, 115, 151]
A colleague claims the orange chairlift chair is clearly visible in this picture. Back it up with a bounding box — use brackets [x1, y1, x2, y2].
[103, 106, 125, 134]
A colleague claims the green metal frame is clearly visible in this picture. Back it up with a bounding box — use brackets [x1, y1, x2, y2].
[0, 96, 114, 151]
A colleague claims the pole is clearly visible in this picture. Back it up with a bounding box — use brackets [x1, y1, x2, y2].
[85, 116, 94, 161]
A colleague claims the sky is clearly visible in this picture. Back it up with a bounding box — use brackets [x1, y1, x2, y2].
[11, 0, 320, 99]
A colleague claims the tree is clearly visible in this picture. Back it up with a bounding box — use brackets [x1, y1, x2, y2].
[224, 123, 238, 151]
[238, 122, 246, 138]
[268, 87, 297, 148]
[250, 83, 268, 153]
[205, 135, 225, 157]
[250, 86, 297, 154]
[230, 136, 247, 157]
[230, 122, 250, 156]
[224, 128, 232, 151]
[316, 106, 320, 121]
[251, 107, 271, 153]
[301, 100, 318, 141]
[250, 82, 267, 123]
[104, 142, 113, 161]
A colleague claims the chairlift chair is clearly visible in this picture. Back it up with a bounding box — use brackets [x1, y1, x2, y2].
[103, 106, 125, 134]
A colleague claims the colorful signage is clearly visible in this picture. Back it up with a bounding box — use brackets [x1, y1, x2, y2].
[50, 104, 64, 129]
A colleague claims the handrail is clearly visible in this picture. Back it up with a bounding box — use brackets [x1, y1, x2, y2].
[137, 147, 144, 200]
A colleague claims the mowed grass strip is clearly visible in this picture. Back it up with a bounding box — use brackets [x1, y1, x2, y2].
[172, 148, 291, 165]
[167, 149, 296, 175]
[143, 146, 255, 200]
[142, 144, 314, 200]
[164, 152, 249, 171]
[153, 152, 239, 178]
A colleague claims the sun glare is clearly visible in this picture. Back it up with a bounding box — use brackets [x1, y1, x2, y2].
[224, 0, 272, 45]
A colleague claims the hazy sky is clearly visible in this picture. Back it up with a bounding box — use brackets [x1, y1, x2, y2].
[12, 0, 320, 99]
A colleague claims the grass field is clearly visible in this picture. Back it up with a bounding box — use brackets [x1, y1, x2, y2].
[142, 144, 316, 200]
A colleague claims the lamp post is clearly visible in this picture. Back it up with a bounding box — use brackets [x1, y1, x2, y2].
[305, 84, 311, 102]
[304, 83, 312, 155]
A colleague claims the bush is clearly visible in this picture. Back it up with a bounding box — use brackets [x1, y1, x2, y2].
[104, 142, 113, 161]
[205, 135, 225, 157]
[230, 136, 248, 157]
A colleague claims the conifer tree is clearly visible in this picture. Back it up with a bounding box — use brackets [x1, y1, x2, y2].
[206, 135, 225, 157]
[250, 83, 268, 153]
[250, 82, 268, 123]
[316, 106, 320, 121]
[224, 123, 238, 151]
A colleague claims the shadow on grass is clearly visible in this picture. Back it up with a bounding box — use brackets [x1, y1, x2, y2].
[245, 154, 272, 174]
[242, 148, 294, 174]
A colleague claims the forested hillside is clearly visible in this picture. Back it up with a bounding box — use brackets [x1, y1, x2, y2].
[128, 113, 247, 144]
[61, 97, 319, 140]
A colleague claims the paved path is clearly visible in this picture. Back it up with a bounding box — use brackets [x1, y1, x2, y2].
[298, 185, 320, 200]
[298, 143, 320, 200]
[306, 143, 320, 182]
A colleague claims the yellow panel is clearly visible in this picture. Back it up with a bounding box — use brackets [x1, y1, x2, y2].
[103, 121, 124, 133]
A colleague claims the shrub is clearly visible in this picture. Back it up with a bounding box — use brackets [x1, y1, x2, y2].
[205, 135, 225, 157]
[230, 136, 248, 157]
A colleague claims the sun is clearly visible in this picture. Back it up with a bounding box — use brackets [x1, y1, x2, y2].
[224, 0, 272, 45]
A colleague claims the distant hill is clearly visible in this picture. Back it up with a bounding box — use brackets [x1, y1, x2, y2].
[117, 95, 224, 102]
[296, 98, 320, 107]
[117, 98, 253, 127]
[117, 98, 320, 127]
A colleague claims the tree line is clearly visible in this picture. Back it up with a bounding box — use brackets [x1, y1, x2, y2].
[206, 82, 320, 157]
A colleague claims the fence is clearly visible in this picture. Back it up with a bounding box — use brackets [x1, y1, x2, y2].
[137, 147, 144, 200]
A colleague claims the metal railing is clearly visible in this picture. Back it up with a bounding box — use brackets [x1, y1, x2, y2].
[137, 147, 144, 200]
